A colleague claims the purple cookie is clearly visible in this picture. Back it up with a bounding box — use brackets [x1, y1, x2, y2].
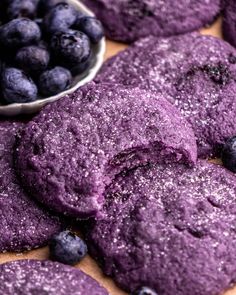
[15, 83, 197, 218]
[223, 0, 236, 47]
[0, 259, 108, 294]
[95, 32, 236, 158]
[0, 120, 63, 252]
[85, 161, 236, 295]
[82, 0, 220, 43]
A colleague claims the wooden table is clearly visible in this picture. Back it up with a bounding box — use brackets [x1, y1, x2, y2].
[1, 17, 236, 295]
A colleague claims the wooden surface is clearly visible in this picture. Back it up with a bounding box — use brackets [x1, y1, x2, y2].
[1, 17, 236, 295]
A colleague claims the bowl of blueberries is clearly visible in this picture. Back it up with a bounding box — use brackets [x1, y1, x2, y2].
[0, 0, 106, 116]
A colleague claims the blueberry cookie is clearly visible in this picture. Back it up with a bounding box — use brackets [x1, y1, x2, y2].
[15, 83, 197, 218]
[0, 120, 62, 252]
[96, 32, 236, 158]
[0, 260, 108, 295]
[223, 0, 236, 47]
[82, 0, 221, 42]
[85, 161, 236, 295]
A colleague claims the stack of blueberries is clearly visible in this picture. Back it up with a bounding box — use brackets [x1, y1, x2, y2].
[0, 0, 104, 104]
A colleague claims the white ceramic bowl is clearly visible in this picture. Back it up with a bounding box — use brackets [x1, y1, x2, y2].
[0, 0, 106, 116]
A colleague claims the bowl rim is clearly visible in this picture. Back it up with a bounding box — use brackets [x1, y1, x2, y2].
[0, 0, 106, 116]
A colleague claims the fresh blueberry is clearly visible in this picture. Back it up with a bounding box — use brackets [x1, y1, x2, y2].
[132, 287, 158, 295]
[203, 63, 230, 86]
[49, 230, 88, 265]
[1, 67, 38, 103]
[222, 136, 236, 172]
[35, 18, 43, 30]
[50, 30, 91, 73]
[77, 16, 104, 43]
[38, 0, 67, 16]
[43, 3, 77, 35]
[228, 53, 236, 64]
[16, 45, 50, 74]
[73, 11, 86, 27]
[6, 0, 39, 20]
[0, 18, 41, 49]
[70, 57, 91, 76]
[38, 66, 72, 96]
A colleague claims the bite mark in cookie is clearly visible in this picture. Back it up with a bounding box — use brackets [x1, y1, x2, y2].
[15, 83, 197, 218]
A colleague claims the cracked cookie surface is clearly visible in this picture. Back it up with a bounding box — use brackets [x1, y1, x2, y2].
[0, 120, 63, 252]
[85, 160, 236, 295]
[83, 0, 221, 42]
[15, 83, 197, 218]
[95, 32, 236, 158]
[0, 260, 108, 295]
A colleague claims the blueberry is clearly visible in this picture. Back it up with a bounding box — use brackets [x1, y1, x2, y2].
[38, 0, 67, 16]
[73, 11, 86, 28]
[49, 230, 88, 265]
[203, 63, 230, 86]
[132, 287, 158, 295]
[228, 53, 236, 64]
[70, 57, 91, 76]
[35, 18, 43, 30]
[1, 67, 38, 103]
[38, 66, 72, 96]
[0, 18, 41, 49]
[43, 3, 77, 35]
[222, 136, 236, 173]
[6, 0, 39, 20]
[16, 45, 50, 74]
[50, 30, 91, 73]
[77, 17, 104, 43]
